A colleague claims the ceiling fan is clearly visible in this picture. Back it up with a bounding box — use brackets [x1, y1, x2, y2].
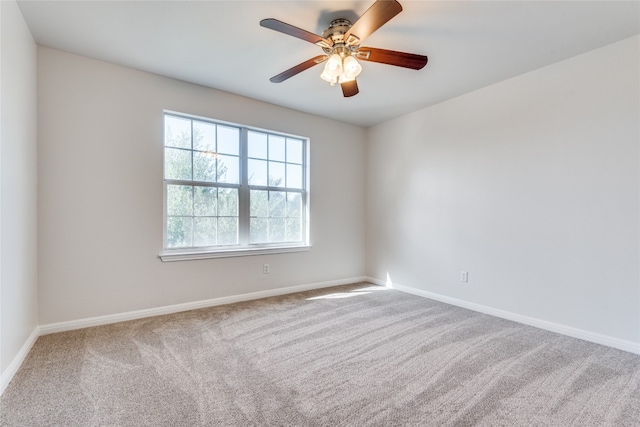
[260, 0, 428, 98]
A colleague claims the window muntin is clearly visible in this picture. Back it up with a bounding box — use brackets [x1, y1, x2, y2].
[163, 112, 308, 253]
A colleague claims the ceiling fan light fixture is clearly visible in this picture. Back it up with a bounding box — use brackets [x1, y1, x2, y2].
[342, 55, 362, 79]
[320, 69, 338, 86]
[326, 53, 343, 76]
[321, 53, 343, 84]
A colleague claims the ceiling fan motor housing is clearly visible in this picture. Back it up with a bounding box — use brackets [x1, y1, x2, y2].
[322, 19, 358, 55]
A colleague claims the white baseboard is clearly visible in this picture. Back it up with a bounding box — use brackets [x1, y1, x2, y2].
[0, 326, 40, 396]
[365, 276, 640, 355]
[40, 276, 367, 335]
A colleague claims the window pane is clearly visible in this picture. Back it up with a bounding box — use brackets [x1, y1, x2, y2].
[250, 218, 268, 243]
[165, 116, 191, 149]
[167, 185, 192, 216]
[217, 155, 239, 184]
[269, 135, 286, 161]
[218, 188, 238, 216]
[193, 121, 215, 152]
[165, 148, 192, 180]
[269, 161, 285, 187]
[287, 192, 301, 218]
[248, 131, 267, 159]
[217, 126, 240, 155]
[287, 138, 303, 164]
[217, 217, 238, 245]
[193, 152, 216, 182]
[194, 187, 217, 216]
[286, 164, 302, 189]
[167, 217, 193, 248]
[194, 218, 217, 246]
[248, 159, 267, 186]
[269, 191, 286, 217]
[250, 190, 268, 217]
[286, 217, 301, 241]
[269, 218, 286, 242]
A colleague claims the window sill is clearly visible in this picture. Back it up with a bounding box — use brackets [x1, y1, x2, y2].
[159, 244, 311, 262]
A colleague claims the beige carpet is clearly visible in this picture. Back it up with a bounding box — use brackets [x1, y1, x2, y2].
[1, 283, 639, 426]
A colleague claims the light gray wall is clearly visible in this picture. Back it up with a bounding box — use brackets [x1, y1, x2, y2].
[0, 0, 39, 375]
[37, 47, 366, 324]
[366, 36, 640, 345]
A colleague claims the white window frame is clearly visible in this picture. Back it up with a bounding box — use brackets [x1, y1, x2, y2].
[159, 111, 311, 262]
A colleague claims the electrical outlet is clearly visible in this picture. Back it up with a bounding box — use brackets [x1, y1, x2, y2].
[263, 263, 270, 274]
[460, 271, 469, 283]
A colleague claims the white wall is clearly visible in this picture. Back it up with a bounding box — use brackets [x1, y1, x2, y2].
[37, 47, 366, 325]
[366, 36, 640, 346]
[0, 0, 39, 376]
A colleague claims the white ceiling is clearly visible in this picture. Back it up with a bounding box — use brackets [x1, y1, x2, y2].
[17, 0, 640, 127]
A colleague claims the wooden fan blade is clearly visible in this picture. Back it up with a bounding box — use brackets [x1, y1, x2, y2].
[356, 47, 428, 70]
[341, 79, 359, 97]
[343, 0, 403, 46]
[260, 19, 333, 48]
[270, 55, 328, 83]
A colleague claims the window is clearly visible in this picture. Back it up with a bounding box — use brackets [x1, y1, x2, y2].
[160, 112, 309, 261]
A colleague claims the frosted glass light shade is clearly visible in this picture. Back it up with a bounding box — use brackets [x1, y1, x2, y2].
[320, 53, 343, 86]
[343, 56, 362, 79]
[320, 69, 338, 85]
[325, 54, 343, 76]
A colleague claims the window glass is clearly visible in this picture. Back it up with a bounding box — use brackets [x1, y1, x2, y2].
[269, 218, 286, 242]
[194, 187, 217, 216]
[287, 164, 303, 189]
[250, 218, 268, 244]
[286, 217, 301, 241]
[167, 185, 193, 216]
[193, 121, 215, 152]
[217, 188, 238, 217]
[269, 135, 286, 162]
[217, 218, 238, 245]
[167, 217, 193, 248]
[269, 191, 286, 217]
[165, 148, 192, 181]
[287, 193, 301, 218]
[217, 126, 240, 155]
[248, 131, 268, 159]
[287, 138, 303, 164]
[250, 190, 268, 217]
[193, 152, 216, 182]
[194, 218, 217, 247]
[217, 155, 239, 184]
[165, 116, 191, 149]
[268, 162, 286, 187]
[248, 159, 268, 186]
